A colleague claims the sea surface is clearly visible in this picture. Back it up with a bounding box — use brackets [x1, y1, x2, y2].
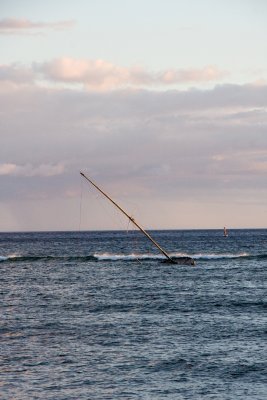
[0, 229, 266, 399]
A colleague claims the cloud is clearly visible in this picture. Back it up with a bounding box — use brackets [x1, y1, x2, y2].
[212, 155, 225, 161]
[0, 63, 34, 84]
[212, 150, 267, 175]
[0, 59, 227, 90]
[36, 57, 227, 90]
[0, 84, 266, 189]
[0, 18, 75, 34]
[0, 164, 17, 175]
[251, 161, 267, 172]
[0, 163, 65, 177]
[0, 81, 266, 229]
[161, 66, 225, 83]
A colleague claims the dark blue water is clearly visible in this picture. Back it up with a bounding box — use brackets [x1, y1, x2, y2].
[0, 229, 266, 399]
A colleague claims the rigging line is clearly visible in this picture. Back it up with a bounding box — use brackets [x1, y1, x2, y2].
[84, 181, 128, 231]
[130, 221, 142, 265]
[79, 175, 83, 231]
[126, 217, 131, 233]
[96, 192, 128, 231]
[125, 204, 142, 264]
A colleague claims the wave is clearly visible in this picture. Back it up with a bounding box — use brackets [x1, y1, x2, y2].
[94, 252, 166, 261]
[1, 252, 267, 263]
[191, 252, 250, 260]
[95, 252, 267, 261]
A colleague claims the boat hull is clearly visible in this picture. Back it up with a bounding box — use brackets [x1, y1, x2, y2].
[164, 256, 196, 266]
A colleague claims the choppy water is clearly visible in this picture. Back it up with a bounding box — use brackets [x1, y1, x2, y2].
[0, 229, 266, 399]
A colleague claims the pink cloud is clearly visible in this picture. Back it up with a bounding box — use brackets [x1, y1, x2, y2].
[250, 161, 267, 172]
[161, 66, 226, 83]
[0, 18, 75, 34]
[39, 58, 134, 89]
[0, 163, 17, 175]
[38, 57, 227, 90]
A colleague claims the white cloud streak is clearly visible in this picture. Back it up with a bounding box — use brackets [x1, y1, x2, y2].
[0, 163, 65, 177]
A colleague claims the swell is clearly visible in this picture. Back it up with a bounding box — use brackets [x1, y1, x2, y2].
[0, 255, 96, 263]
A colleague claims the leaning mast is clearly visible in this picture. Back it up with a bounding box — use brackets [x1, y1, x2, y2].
[80, 171, 176, 263]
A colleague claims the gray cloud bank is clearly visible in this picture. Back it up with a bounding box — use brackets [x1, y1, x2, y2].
[1, 81, 267, 230]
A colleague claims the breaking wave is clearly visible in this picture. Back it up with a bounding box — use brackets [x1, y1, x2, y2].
[94, 252, 266, 261]
[191, 252, 250, 260]
[1, 252, 267, 263]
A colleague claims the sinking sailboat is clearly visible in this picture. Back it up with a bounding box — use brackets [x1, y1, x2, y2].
[80, 171, 195, 265]
[224, 227, 228, 237]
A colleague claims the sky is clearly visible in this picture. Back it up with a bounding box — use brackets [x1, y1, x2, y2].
[0, 0, 267, 231]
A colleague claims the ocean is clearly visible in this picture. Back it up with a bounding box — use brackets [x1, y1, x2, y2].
[0, 229, 266, 399]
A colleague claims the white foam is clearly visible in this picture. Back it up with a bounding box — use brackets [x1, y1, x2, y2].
[94, 252, 165, 261]
[191, 252, 249, 260]
[94, 252, 249, 261]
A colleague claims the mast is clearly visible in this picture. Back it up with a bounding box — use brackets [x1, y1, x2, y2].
[80, 171, 176, 263]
